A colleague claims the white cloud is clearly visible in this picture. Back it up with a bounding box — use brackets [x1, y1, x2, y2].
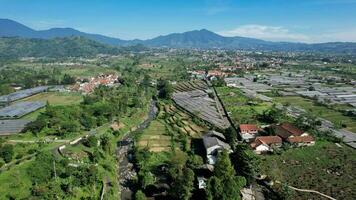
[218, 25, 312, 43]
[318, 29, 356, 43]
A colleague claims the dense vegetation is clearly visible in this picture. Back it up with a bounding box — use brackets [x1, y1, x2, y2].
[0, 36, 121, 60]
[25, 81, 151, 138]
[0, 65, 77, 95]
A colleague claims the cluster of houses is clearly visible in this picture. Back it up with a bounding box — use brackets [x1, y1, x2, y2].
[240, 123, 315, 154]
[71, 74, 119, 94]
[189, 70, 232, 81]
[200, 123, 315, 158]
[197, 123, 313, 189]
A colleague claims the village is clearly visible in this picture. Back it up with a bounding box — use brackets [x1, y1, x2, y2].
[0, 73, 119, 136]
[0, 49, 355, 200]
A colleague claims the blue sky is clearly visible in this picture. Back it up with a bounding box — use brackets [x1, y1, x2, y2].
[1, 0, 356, 43]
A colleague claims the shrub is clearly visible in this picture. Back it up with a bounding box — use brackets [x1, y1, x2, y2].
[0, 144, 14, 163]
[83, 136, 98, 148]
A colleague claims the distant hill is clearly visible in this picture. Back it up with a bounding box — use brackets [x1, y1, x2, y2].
[1, 18, 356, 54]
[0, 36, 121, 59]
[144, 29, 271, 49]
[144, 29, 356, 54]
[0, 19, 129, 46]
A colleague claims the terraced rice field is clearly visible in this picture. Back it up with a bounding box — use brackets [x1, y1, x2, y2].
[161, 104, 206, 138]
[138, 102, 207, 152]
[137, 120, 172, 152]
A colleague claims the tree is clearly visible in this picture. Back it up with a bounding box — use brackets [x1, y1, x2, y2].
[308, 86, 315, 91]
[207, 150, 246, 200]
[294, 113, 320, 131]
[0, 84, 14, 95]
[27, 151, 55, 183]
[211, 77, 225, 87]
[83, 135, 98, 148]
[0, 144, 14, 163]
[223, 126, 237, 148]
[135, 190, 147, 200]
[62, 74, 76, 85]
[206, 176, 223, 200]
[231, 144, 260, 184]
[214, 150, 235, 179]
[138, 170, 155, 189]
[257, 105, 282, 123]
[141, 74, 151, 88]
[31, 181, 64, 200]
[171, 167, 195, 200]
[100, 134, 112, 153]
[157, 79, 173, 99]
[187, 154, 204, 169]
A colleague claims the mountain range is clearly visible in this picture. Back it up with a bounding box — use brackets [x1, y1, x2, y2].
[1, 18, 356, 54]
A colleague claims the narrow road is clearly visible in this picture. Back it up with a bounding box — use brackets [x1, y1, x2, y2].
[8, 139, 69, 143]
[117, 100, 158, 200]
[288, 185, 337, 200]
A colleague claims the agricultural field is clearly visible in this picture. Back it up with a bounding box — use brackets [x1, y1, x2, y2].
[117, 105, 150, 134]
[136, 57, 189, 81]
[274, 96, 356, 132]
[216, 86, 272, 126]
[260, 141, 356, 200]
[2, 61, 116, 79]
[137, 102, 206, 152]
[60, 65, 117, 78]
[18, 92, 83, 106]
[173, 81, 230, 130]
[137, 120, 172, 152]
[17, 92, 82, 120]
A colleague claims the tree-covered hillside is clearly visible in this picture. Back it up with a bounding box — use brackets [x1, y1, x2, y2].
[0, 36, 121, 59]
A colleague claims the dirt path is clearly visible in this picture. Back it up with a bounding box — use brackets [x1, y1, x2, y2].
[288, 185, 337, 200]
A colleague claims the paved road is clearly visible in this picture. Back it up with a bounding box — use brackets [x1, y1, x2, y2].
[117, 100, 158, 200]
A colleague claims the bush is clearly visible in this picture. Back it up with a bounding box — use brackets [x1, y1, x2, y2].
[15, 152, 24, 159]
[27, 151, 55, 183]
[83, 136, 98, 148]
[0, 159, 5, 168]
[135, 190, 146, 200]
[27, 148, 37, 154]
[0, 144, 14, 163]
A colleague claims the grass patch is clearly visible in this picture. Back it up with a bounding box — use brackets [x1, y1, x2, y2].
[18, 92, 83, 120]
[0, 160, 33, 199]
[274, 96, 356, 132]
[216, 86, 272, 126]
[260, 141, 356, 200]
[19, 92, 83, 106]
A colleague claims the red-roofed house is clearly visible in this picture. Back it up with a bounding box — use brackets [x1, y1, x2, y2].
[239, 124, 259, 142]
[274, 122, 315, 146]
[250, 136, 282, 154]
[287, 135, 315, 147]
[274, 123, 309, 139]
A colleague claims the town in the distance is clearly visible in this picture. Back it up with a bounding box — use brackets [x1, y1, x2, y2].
[1, 2, 356, 200]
